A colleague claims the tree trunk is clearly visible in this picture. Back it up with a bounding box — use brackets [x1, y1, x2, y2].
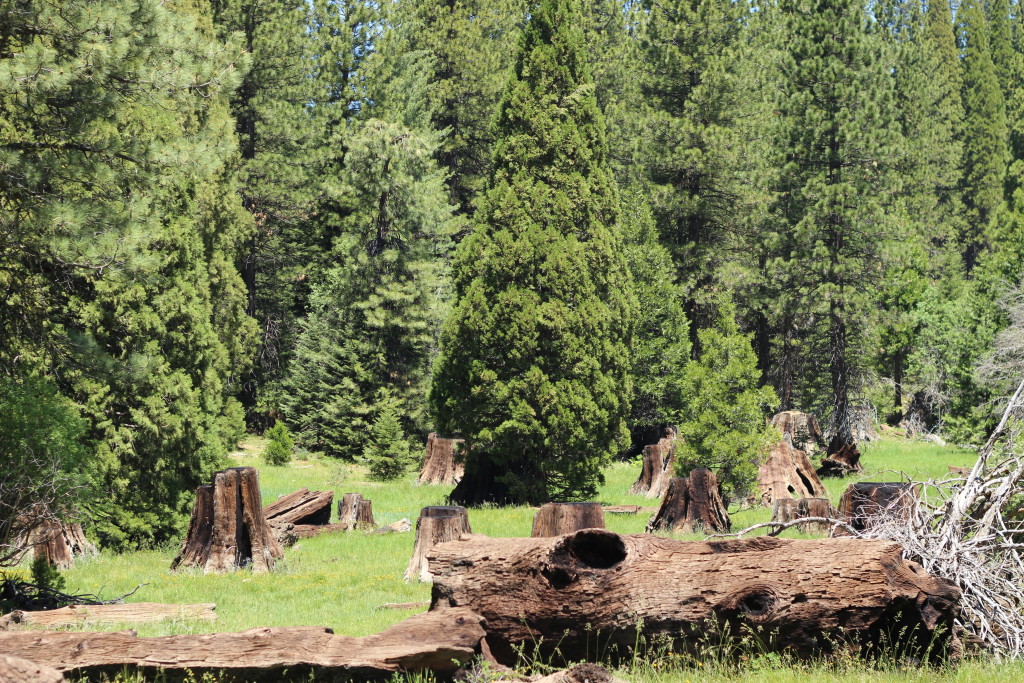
[770, 498, 837, 533]
[629, 429, 676, 498]
[899, 391, 938, 436]
[834, 482, 919, 536]
[1, 603, 216, 630]
[417, 434, 466, 485]
[817, 442, 863, 477]
[31, 520, 97, 570]
[0, 655, 62, 683]
[646, 470, 730, 534]
[769, 411, 823, 455]
[0, 608, 486, 681]
[170, 467, 283, 573]
[758, 439, 827, 506]
[337, 493, 376, 530]
[531, 503, 605, 538]
[426, 531, 961, 665]
[263, 488, 333, 526]
[405, 506, 472, 582]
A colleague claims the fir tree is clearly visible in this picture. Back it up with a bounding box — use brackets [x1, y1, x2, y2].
[431, 0, 636, 505]
[263, 421, 294, 465]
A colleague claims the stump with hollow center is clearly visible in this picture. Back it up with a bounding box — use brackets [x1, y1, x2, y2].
[417, 433, 465, 485]
[171, 467, 283, 573]
[531, 503, 605, 538]
[834, 482, 919, 536]
[337, 493, 376, 530]
[404, 506, 472, 582]
[771, 497, 838, 533]
[646, 470, 730, 534]
[629, 429, 676, 498]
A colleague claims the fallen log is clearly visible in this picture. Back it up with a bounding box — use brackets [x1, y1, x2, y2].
[418, 433, 465, 485]
[601, 505, 659, 515]
[0, 655, 63, 683]
[0, 603, 216, 630]
[405, 506, 472, 582]
[427, 530, 960, 665]
[263, 488, 334, 526]
[646, 470, 730, 534]
[531, 502, 605, 537]
[291, 522, 351, 539]
[629, 429, 676, 498]
[758, 439, 827, 506]
[0, 608, 486, 680]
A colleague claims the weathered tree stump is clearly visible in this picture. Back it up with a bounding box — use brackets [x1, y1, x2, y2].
[426, 531, 961, 665]
[834, 482, 919, 536]
[758, 439, 828, 506]
[337, 493, 376, 530]
[263, 488, 333, 526]
[405, 506, 472, 582]
[417, 433, 465, 485]
[531, 503, 605, 538]
[899, 391, 939, 437]
[31, 520, 97, 570]
[816, 442, 864, 477]
[849, 403, 879, 443]
[170, 467, 283, 573]
[0, 655, 63, 683]
[629, 429, 676, 497]
[0, 603, 217, 630]
[770, 498, 838, 533]
[769, 411, 823, 455]
[646, 470, 730, 534]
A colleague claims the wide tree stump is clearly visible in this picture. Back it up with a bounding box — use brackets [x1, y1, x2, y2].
[770, 498, 838, 533]
[531, 503, 605, 538]
[646, 470, 730, 534]
[817, 442, 864, 477]
[170, 467, 283, 573]
[427, 531, 961, 665]
[770, 410, 823, 455]
[31, 520, 97, 570]
[417, 433, 465, 485]
[338, 493, 376, 530]
[0, 608, 486, 680]
[263, 488, 333, 526]
[629, 429, 676, 497]
[0, 655, 63, 683]
[0, 603, 216, 630]
[405, 506, 472, 582]
[758, 439, 828, 506]
[834, 482, 919, 536]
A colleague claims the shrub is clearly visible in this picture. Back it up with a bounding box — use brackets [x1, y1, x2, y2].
[263, 422, 294, 466]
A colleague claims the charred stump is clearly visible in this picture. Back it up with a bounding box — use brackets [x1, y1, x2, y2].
[769, 411, 824, 455]
[629, 429, 677, 498]
[834, 482, 919, 536]
[404, 506, 472, 582]
[263, 488, 333, 526]
[770, 498, 838, 533]
[171, 467, 283, 573]
[417, 434, 465, 486]
[31, 520, 97, 570]
[645, 470, 730, 534]
[758, 439, 828, 506]
[531, 503, 605, 538]
[337, 493, 376, 530]
[817, 442, 864, 478]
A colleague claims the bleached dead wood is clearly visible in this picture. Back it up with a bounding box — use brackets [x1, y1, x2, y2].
[0, 603, 216, 630]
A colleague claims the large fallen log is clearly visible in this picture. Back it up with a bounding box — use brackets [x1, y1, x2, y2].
[263, 488, 334, 526]
[0, 602, 216, 630]
[427, 530, 960, 665]
[0, 608, 486, 681]
[0, 655, 63, 683]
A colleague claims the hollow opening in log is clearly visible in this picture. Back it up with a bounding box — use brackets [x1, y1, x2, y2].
[566, 530, 627, 569]
[796, 469, 814, 494]
[740, 592, 773, 617]
[542, 566, 575, 590]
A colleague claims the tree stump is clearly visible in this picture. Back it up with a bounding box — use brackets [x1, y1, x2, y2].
[646, 470, 730, 534]
[426, 531, 961, 665]
[531, 503, 605, 538]
[849, 402, 879, 443]
[770, 497, 837, 533]
[834, 482, 919, 536]
[262, 488, 333, 526]
[170, 467, 283, 573]
[404, 506, 472, 582]
[629, 428, 676, 497]
[899, 391, 939, 437]
[816, 442, 864, 477]
[417, 433, 466, 485]
[769, 411, 823, 455]
[758, 439, 828, 506]
[31, 520, 97, 570]
[337, 493, 375, 530]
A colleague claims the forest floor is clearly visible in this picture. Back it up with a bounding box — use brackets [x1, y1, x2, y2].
[6, 432, 1016, 681]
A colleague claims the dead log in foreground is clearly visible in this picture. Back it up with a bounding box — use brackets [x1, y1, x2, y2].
[646, 470, 730, 534]
[427, 530, 961, 665]
[0, 655, 63, 683]
[770, 498, 837, 533]
[405, 506, 472, 582]
[758, 439, 828, 506]
[171, 467, 283, 573]
[338, 493, 376, 530]
[629, 429, 676, 497]
[833, 482, 919, 536]
[263, 488, 334, 526]
[418, 433, 465, 485]
[0, 608, 486, 681]
[31, 519, 97, 570]
[0, 602, 216, 630]
[770, 410, 824, 455]
[531, 502, 605, 537]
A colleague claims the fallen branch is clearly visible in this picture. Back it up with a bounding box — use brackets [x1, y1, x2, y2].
[705, 517, 858, 539]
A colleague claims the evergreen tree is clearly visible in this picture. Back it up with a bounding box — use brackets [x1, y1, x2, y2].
[362, 390, 417, 480]
[431, 0, 636, 505]
[985, 0, 1015, 100]
[263, 421, 294, 465]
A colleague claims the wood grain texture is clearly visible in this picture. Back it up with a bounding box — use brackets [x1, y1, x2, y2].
[405, 507, 472, 582]
[0, 654, 63, 683]
[531, 503, 605, 538]
[263, 488, 333, 526]
[0, 603, 216, 630]
[629, 431, 676, 498]
[418, 434, 465, 485]
[646, 470, 730, 533]
[759, 439, 828, 506]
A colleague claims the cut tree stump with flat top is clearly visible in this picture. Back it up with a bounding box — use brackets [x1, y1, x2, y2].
[629, 429, 676, 498]
[646, 470, 730, 534]
[171, 467, 283, 573]
[834, 482, 919, 536]
[770, 498, 837, 533]
[531, 503, 605, 538]
[417, 433, 465, 485]
[426, 530, 961, 665]
[758, 438, 828, 506]
[263, 488, 333, 526]
[770, 411, 824, 455]
[338, 493, 376, 530]
[31, 519, 97, 570]
[405, 506, 472, 582]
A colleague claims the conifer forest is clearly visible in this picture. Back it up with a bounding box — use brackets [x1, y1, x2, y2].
[4, 0, 1024, 551]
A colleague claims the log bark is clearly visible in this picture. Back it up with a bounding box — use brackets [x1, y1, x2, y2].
[427, 531, 961, 665]
[646, 470, 730, 534]
[291, 523, 351, 539]
[417, 433, 465, 485]
[834, 482, 919, 536]
[769, 411, 824, 455]
[531, 503, 605, 538]
[338, 493, 376, 530]
[262, 488, 333, 526]
[405, 506, 472, 582]
[770, 498, 838, 533]
[31, 520, 97, 570]
[0, 608, 486, 681]
[817, 442, 864, 477]
[601, 505, 659, 515]
[170, 467, 283, 573]
[629, 429, 676, 497]
[0, 603, 216, 630]
[0, 655, 63, 683]
[758, 439, 828, 506]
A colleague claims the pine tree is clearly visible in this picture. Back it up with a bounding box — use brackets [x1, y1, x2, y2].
[985, 0, 1015, 100]
[431, 0, 636, 505]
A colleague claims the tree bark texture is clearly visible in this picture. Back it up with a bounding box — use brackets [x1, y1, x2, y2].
[646, 471, 730, 534]
[834, 483, 919, 536]
[770, 498, 838, 533]
[531, 503, 605, 538]
[0, 603, 216, 630]
[427, 530, 961, 664]
[0, 608, 486, 681]
[262, 488, 333, 526]
[170, 467, 283, 573]
[899, 391, 938, 437]
[0, 655, 63, 683]
[405, 506, 472, 583]
[31, 520, 97, 570]
[769, 411, 824, 455]
[629, 430, 676, 498]
[418, 433, 465, 485]
[338, 493, 376, 530]
[758, 439, 828, 506]
[817, 443, 864, 478]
